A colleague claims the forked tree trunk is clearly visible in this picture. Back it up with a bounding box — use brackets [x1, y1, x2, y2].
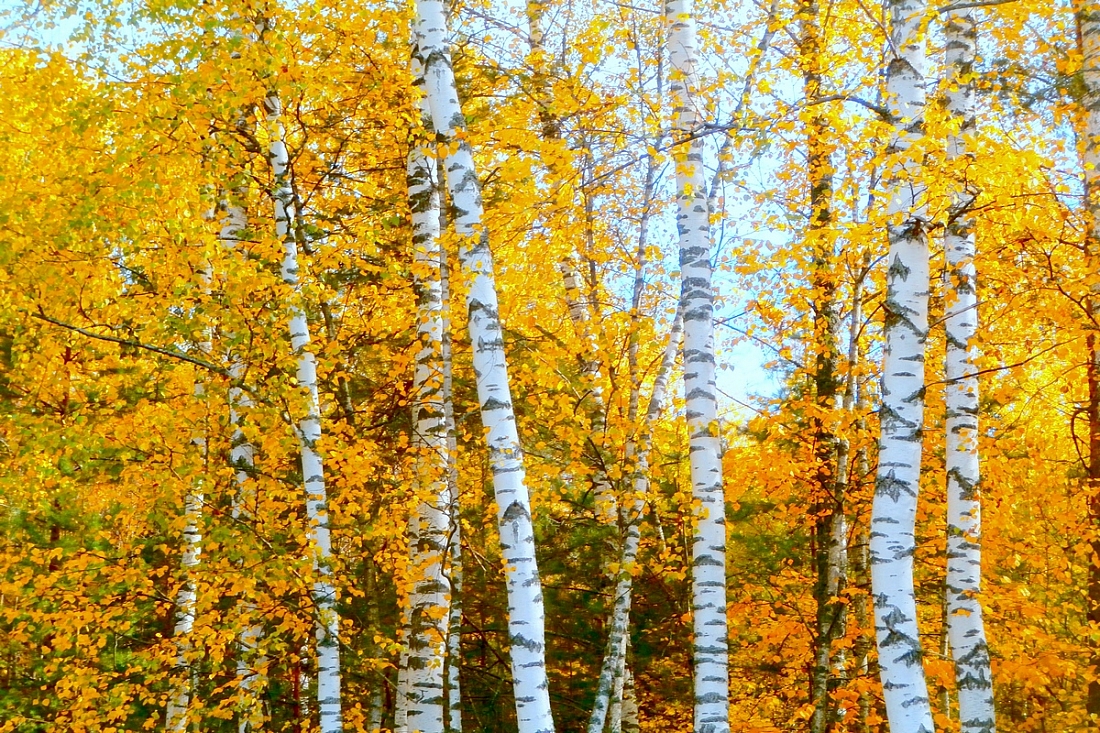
[870, 0, 934, 730]
[412, 3, 554, 730]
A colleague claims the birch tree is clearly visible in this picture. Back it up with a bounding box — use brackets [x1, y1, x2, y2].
[404, 40, 450, 733]
[441, 248, 463, 733]
[588, 313, 681, 733]
[942, 8, 996, 733]
[870, 0, 935, 729]
[412, 2, 555, 730]
[265, 86, 343, 733]
[167, 250, 215, 733]
[166, 485, 203, 732]
[219, 193, 266, 733]
[665, 0, 729, 729]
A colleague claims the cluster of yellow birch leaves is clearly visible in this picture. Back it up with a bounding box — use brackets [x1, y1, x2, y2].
[0, 0, 1094, 730]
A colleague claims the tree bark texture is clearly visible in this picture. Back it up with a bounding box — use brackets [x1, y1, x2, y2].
[943, 8, 997, 733]
[870, 0, 934, 730]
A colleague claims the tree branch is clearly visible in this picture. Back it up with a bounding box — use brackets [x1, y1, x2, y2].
[804, 94, 895, 122]
[32, 311, 230, 376]
[937, 0, 1019, 13]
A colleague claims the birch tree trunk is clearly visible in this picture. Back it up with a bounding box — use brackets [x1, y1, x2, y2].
[265, 89, 343, 733]
[870, 0, 934, 729]
[943, 9, 996, 733]
[406, 44, 450, 732]
[413, 3, 554, 730]
[219, 196, 267, 733]
[665, 1, 729, 729]
[441, 247, 464, 733]
[167, 485, 203, 732]
[619, 661, 640, 733]
[168, 252, 215, 732]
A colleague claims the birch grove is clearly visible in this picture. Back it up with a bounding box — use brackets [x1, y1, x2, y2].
[24, 0, 1100, 729]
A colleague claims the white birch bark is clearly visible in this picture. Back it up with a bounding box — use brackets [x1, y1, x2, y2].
[366, 566, 386, 733]
[665, 0, 729, 729]
[620, 663, 639, 733]
[441, 248, 464, 733]
[368, 689, 384, 733]
[220, 197, 267, 733]
[265, 90, 343, 733]
[168, 252, 215, 732]
[167, 486, 203, 732]
[413, 3, 554, 730]
[406, 48, 450, 730]
[395, 529, 413, 733]
[870, 0, 934, 730]
[943, 9, 996, 733]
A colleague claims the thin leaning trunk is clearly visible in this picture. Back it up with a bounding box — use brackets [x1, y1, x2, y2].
[405, 47, 450, 732]
[665, 0, 729, 729]
[587, 35, 666, 730]
[587, 96, 660, 733]
[524, 0, 616, 527]
[870, 0, 934, 730]
[265, 89, 343, 733]
[441, 246, 463, 733]
[943, 8, 996, 733]
[412, 3, 554, 731]
[588, 314, 682, 733]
